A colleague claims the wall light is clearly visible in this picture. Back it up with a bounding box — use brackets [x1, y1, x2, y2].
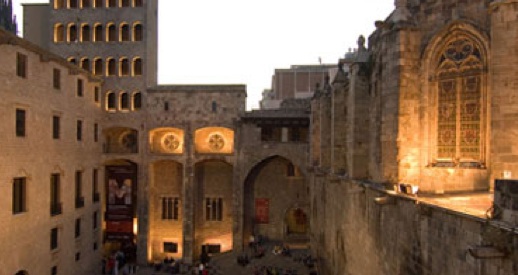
[374, 196, 395, 205]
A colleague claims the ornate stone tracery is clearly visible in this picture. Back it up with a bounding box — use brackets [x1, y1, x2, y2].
[435, 36, 484, 163]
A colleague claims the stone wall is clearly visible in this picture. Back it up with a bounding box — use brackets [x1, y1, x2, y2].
[0, 31, 103, 275]
[310, 179, 518, 275]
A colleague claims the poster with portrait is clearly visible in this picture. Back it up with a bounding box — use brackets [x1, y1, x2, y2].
[105, 164, 137, 241]
[255, 198, 270, 224]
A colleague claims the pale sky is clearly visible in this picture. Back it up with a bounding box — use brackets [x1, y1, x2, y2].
[13, 0, 395, 109]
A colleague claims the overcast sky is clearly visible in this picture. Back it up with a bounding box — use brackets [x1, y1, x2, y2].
[13, 0, 395, 109]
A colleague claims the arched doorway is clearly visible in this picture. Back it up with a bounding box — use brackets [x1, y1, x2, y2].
[243, 156, 308, 246]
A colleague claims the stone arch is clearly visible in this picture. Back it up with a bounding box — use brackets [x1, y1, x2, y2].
[421, 22, 489, 166]
[103, 127, 139, 154]
[149, 127, 184, 154]
[80, 57, 90, 72]
[243, 155, 308, 245]
[67, 23, 77, 42]
[119, 91, 130, 111]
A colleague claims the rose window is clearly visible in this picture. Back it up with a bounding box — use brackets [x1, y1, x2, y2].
[208, 133, 225, 151]
[161, 133, 180, 152]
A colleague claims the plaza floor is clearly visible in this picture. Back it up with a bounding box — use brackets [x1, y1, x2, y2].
[127, 241, 316, 275]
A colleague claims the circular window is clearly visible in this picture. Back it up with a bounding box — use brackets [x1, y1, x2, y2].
[208, 133, 225, 151]
[161, 133, 180, 152]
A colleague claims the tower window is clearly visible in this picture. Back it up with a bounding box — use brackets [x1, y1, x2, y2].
[107, 58, 116, 76]
[132, 57, 142, 76]
[120, 92, 130, 110]
[93, 58, 103, 76]
[107, 23, 116, 42]
[120, 58, 129, 76]
[68, 23, 77, 42]
[93, 24, 102, 42]
[132, 92, 142, 110]
[106, 92, 116, 110]
[81, 24, 90, 42]
[54, 23, 64, 42]
[16, 53, 27, 78]
[133, 23, 143, 41]
[13, 177, 27, 214]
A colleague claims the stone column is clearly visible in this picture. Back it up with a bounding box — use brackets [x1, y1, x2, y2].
[136, 160, 149, 265]
[182, 123, 194, 264]
[232, 120, 244, 252]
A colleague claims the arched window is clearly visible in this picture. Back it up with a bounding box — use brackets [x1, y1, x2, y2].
[93, 24, 102, 42]
[106, 58, 116, 76]
[133, 0, 142, 7]
[132, 91, 142, 110]
[80, 57, 90, 72]
[69, 0, 78, 8]
[54, 23, 64, 42]
[106, 92, 116, 110]
[68, 23, 77, 42]
[119, 58, 129, 76]
[120, 23, 130, 41]
[121, 0, 130, 7]
[120, 92, 130, 110]
[93, 0, 102, 8]
[81, 0, 90, 8]
[68, 57, 77, 64]
[107, 0, 116, 7]
[93, 58, 103, 76]
[133, 23, 142, 41]
[434, 35, 485, 164]
[106, 23, 116, 42]
[54, 0, 65, 9]
[81, 24, 90, 42]
[132, 57, 142, 76]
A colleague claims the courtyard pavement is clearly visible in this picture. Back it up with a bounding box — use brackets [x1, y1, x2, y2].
[123, 241, 317, 275]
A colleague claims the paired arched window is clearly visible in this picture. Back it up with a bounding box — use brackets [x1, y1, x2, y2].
[120, 92, 130, 110]
[120, 23, 130, 41]
[106, 58, 116, 76]
[106, 23, 117, 42]
[120, 58, 130, 76]
[133, 23, 142, 41]
[132, 57, 142, 76]
[132, 91, 142, 110]
[81, 24, 90, 42]
[107, 0, 116, 8]
[80, 57, 90, 72]
[54, 0, 65, 9]
[68, 23, 77, 42]
[81, 0, 90, 8]
[93, 24, 102, 42]
[69, 0, 78, 8]
[93, 58, 103, 76]
[106, 92, 116, 110]
[54, 23, 64, 42]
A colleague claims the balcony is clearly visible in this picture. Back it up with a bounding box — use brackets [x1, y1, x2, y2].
[93, 192, 100, 203]
[75, 197, 85, 209]
[50, 202, 62, 216]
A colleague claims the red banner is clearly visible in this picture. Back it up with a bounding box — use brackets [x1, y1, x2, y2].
[105, 165, 137, 240]
[255, 198, 270, 224]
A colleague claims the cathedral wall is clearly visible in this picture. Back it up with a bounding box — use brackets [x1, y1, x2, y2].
[489, 1, 518, 184]
[309, 180, 518, 275]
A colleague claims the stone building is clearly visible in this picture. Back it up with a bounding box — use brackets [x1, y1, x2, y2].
[0, 28, 103, 275]
[17, 0, 311, 270]
[308, 0, 518, 274]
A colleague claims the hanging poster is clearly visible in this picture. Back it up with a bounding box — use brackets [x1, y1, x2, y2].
[105, 164, 137, 241]
[255, 198, 270, 224]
